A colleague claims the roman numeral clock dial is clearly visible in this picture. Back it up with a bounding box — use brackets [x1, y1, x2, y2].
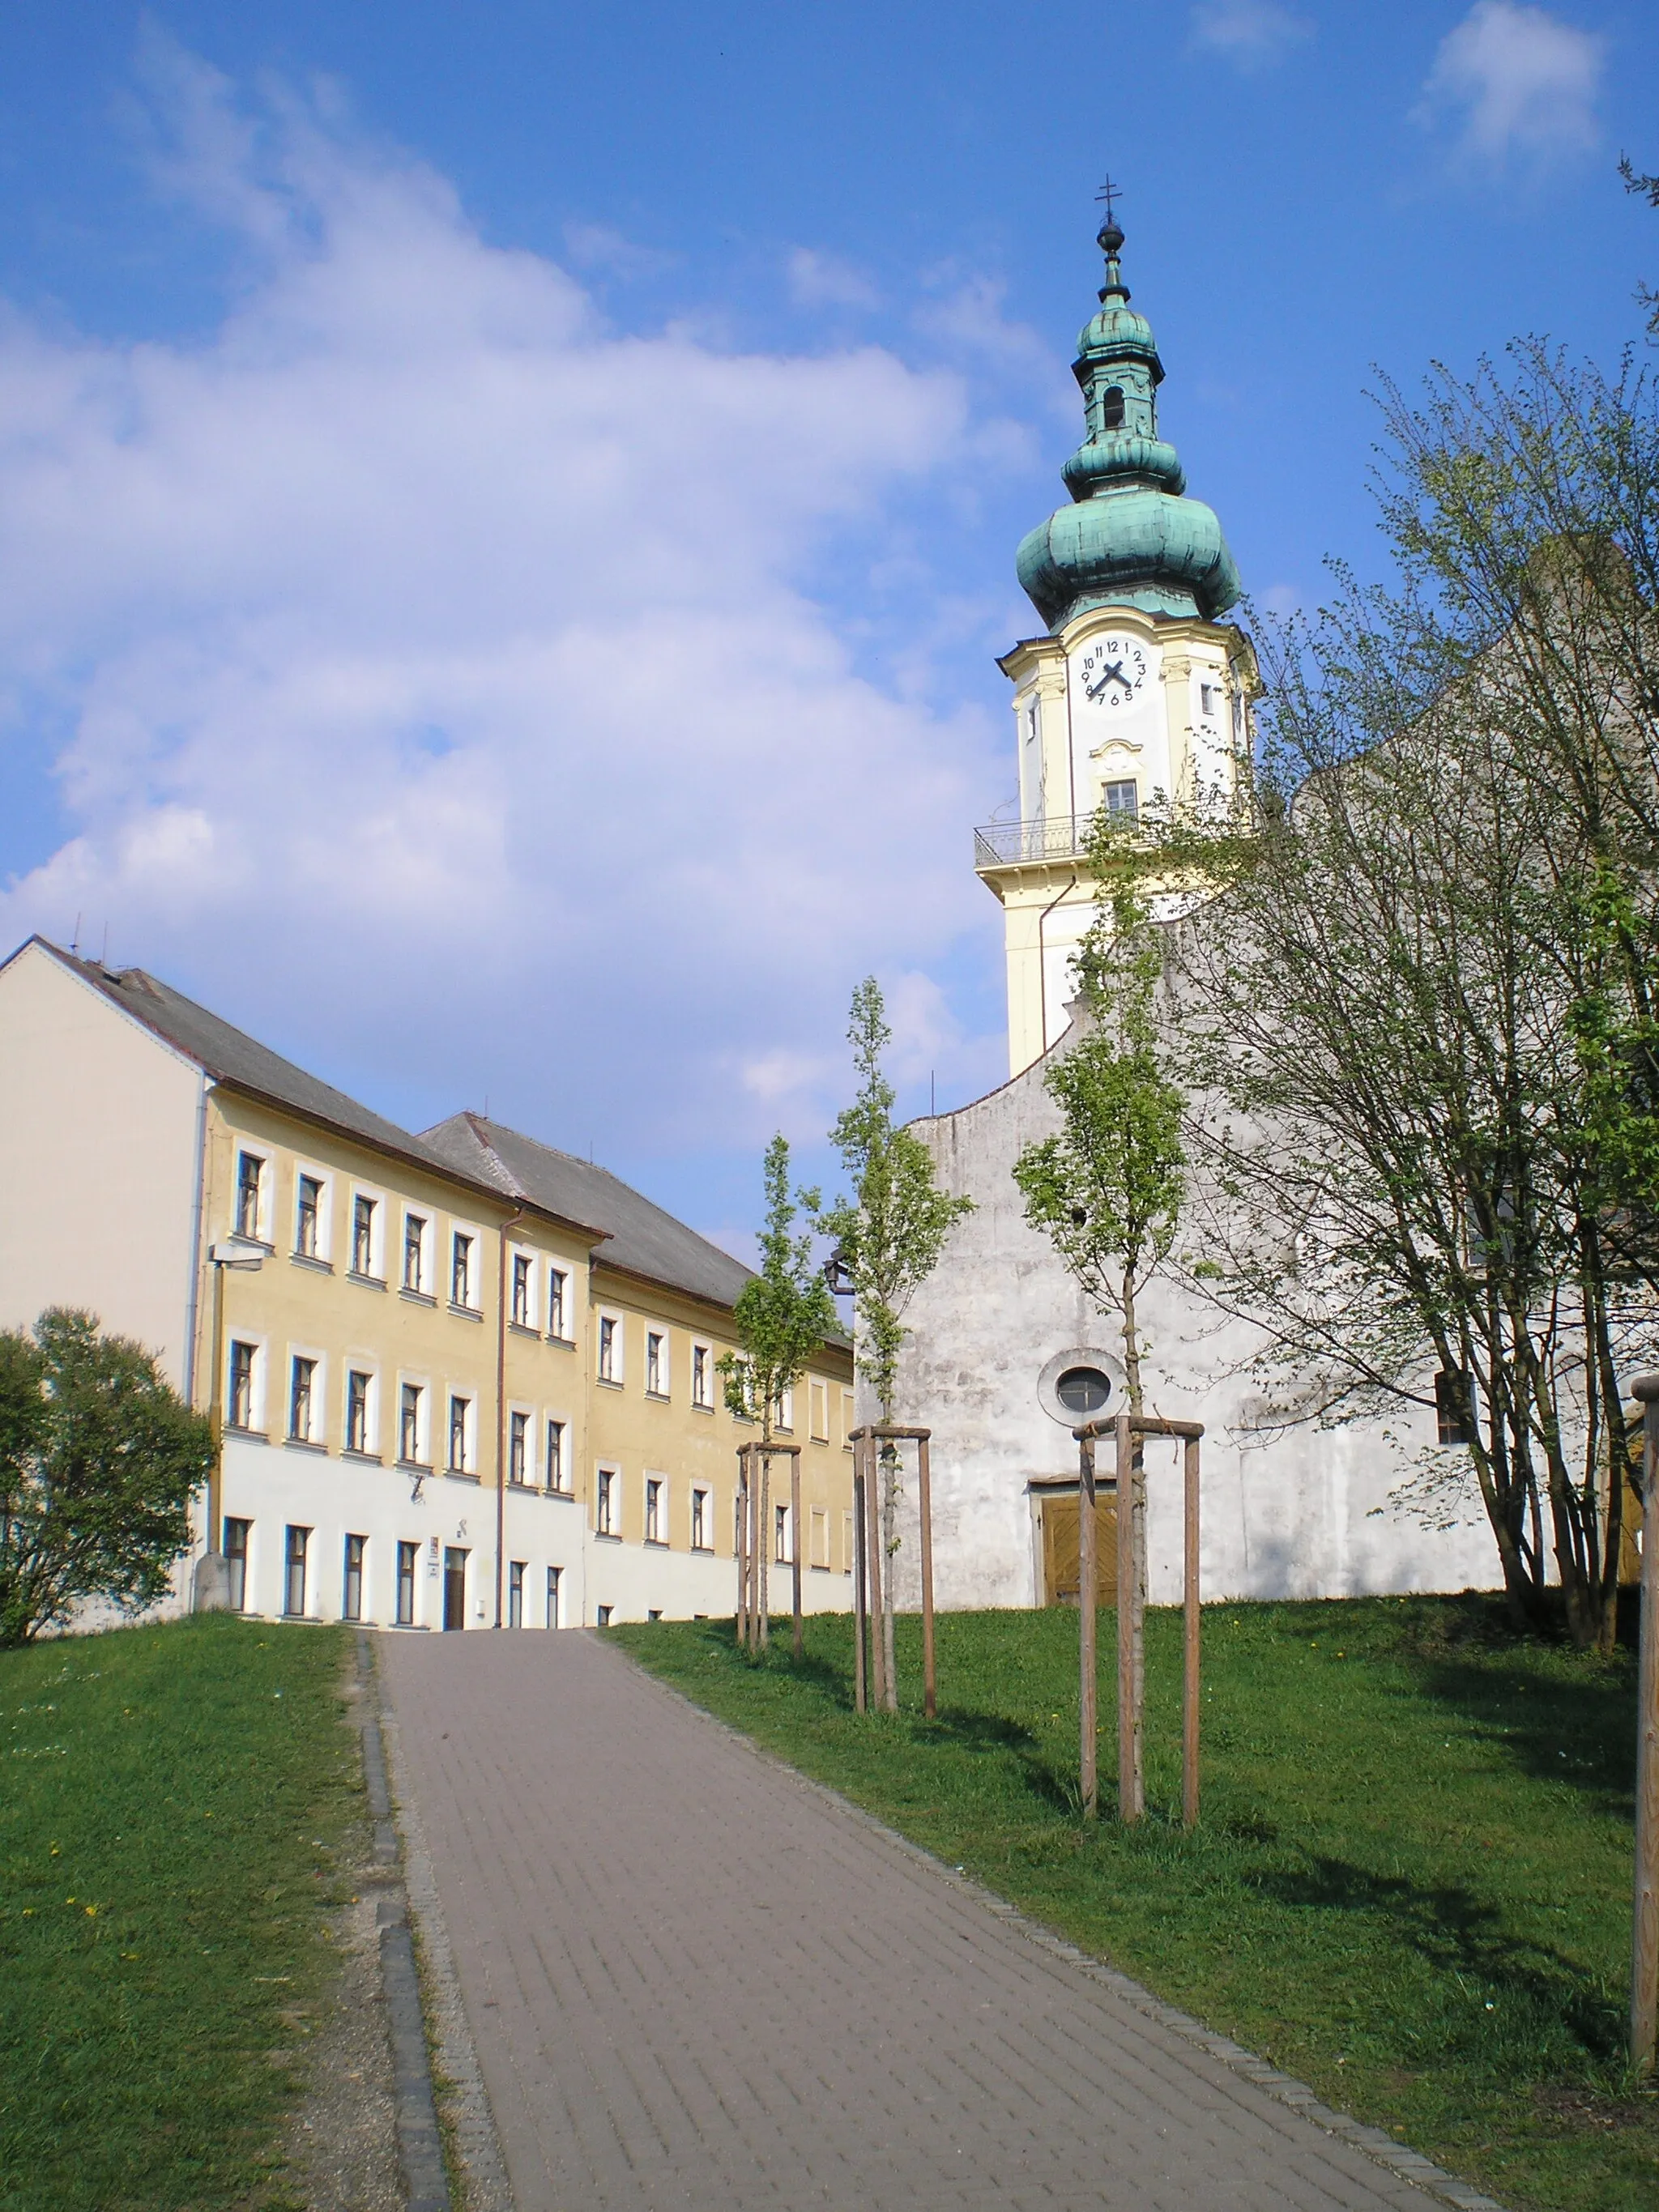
[1077, 634, 1148, 711]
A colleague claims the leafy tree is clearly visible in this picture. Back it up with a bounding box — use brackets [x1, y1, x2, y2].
[820, 978, 973, 1710]
[1619, 154, 1659, 335]
[1012, 860, 1186, 1424]
[720, 1136, 838, 1652]
[0, 1308, 211, 1647]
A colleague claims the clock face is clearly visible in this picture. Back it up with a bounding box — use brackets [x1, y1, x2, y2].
[1077, 634, 1149, 711]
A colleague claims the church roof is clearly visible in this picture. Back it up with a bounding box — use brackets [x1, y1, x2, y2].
[1015, 217, 1241, 630]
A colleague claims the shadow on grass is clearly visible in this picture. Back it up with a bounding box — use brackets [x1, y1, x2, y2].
[1414, 1660, 1635, 1818]
[1257, 1852, 1624, 2065]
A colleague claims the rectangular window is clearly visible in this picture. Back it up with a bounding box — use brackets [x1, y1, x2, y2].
[690, 1485, 710, 1552]
[1435, 1369, 1475, 1447]
[283, 1524, 310, 1617]
[450, 1231, 475, 1308]
[645, 1476, 663, 1544]
[236, 1151, 263, 1239]
[288, 1355, 317, 1443]
[597, 1315, 617, 1383]
[224, 1518, 250, 1612]
[448, 1394, 471, 1475]
[347, 1370, 372, 1455]
[842, 1390, 855, 1448]
[228, 1339, 257, 1430]
[400, 1382, 424, 1465]
[774, 1387, 794, 1434]
[508, 1559, 525, 1628]
[1200, 680, 1218, 716]
[1103, 778, 1139, 821]
[396, 1540, 418, 1626]
[596, 1467, 616, 1536]
[548, 1267, 569, 1339]
[809, 1379, 829, 1443]
[774, 1502, 790, 1563]
[352, 1193, 377, 1276]
[545, 1417, 567, 1494]
[296, 1174, 322, 1258]
[692, 1343, 712, 1409]
[403, 1213, 427, 1293]
[546, 1565, 562, 1629]
[842, 1507, 855, 1573]
[811, 1505, 830, 1568]
[646, 1330, 667, 1396]
[509, 1410, 529, 1485]
[511, 1253, 533, 1327]
[596, 1604, 613, 1627]
[343, 1533, 365, 1622]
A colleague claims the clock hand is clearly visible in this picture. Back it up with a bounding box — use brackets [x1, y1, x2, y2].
[1085, 660, 1128, 701]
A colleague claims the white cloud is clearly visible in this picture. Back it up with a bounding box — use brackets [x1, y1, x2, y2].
[786, 247, 880, 312]
[1188, 1, 1311, 69]
[0, 40, 1009, 1157]
[1418, 1, 1604, 167]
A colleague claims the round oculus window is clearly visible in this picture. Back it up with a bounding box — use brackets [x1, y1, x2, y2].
[1055, 1366, 1111, 1416]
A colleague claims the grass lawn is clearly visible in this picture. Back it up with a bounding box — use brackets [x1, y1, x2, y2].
[615, 1596, 1659, 2212]
[0, 1613, 360, 2212]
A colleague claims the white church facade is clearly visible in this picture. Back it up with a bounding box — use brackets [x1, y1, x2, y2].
[884, 213, 1499, 1612]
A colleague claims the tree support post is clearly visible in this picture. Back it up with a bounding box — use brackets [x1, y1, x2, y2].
[791, 1445, 804, 1660]
[1078, 1431, 1098, 1818]
[1631, 1375, 1659, 2076]
[848, 1425, 934, 1716]
[853, 1438, 869, 1714]
[1077, 1411, 1204, 1826]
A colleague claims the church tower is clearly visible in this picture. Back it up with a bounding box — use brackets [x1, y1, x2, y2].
[976, 211, 1256, 1075]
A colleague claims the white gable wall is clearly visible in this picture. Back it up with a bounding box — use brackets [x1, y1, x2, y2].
[0, 943, 205, 1390]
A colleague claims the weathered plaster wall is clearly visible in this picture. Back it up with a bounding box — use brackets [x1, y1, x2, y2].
[880, 1019, 1500, 1613]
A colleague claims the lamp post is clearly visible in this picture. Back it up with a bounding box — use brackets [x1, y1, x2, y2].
[191, 1235, 266, 1612]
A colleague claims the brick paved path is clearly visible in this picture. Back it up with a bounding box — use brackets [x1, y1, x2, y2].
[377, 1630, 1465, 2212]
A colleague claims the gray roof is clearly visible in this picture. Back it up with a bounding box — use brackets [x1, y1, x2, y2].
[422, 1114, 757, 1313]
[20, 937, 600, 1234]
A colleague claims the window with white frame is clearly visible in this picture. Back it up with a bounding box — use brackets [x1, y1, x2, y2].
[283, 1524, 310, 1617]
[597, 1314, 619, 1383]
[644, 1475, 663, 1544]
[811, 1505, 830, 1568]
[295, 1173, 324, 1259]
[548, 1267, 570, 1340]
[447, 1394, 473, 1475]
[1103, 778, 1138, 822]
[450, 1230, 476, 1309]
[691, 1343, 713, 1409]
[809, 1379, 828, 1443]
[690, 1485, 710, 1552]
[511, 1252, 534, 1328]
[224, 1518, 250, 1611]
[346, 1369, 373, 1455]
[236, 1150, 266, 1240]
[508, 1559, 525, 1628]
[1200, 680, 1219, 718]
[841, 1390, 855, 1449]
[546, 1564, 562, 1628]
[842, 1508, 855, 1573]
[774, 1502, 791, 1562]
[509, 1409, 530, 1485]
[396, 1541, 418, 1626]
[228, 1339, 258, 1431]
[645, 1329, 667, 1397]
[774, 1386, 794, 1434]
[343, 1533, 366, 1622]
[400, 1382, 426, 1466]
[596, 1467, 616, 1536]
[545, 1417, 568, 1494]
[403, 1212, 429, 1294]
[596, 1604, 613, 1627]
[288, 1355, 318, 1443]
[352, 1192, 379, 1277]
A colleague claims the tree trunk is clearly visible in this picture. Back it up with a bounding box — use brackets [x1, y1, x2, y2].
[880, 1442, 899, 1712]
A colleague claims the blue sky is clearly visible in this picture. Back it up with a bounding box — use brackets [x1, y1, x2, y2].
[0, 1, 1654, 1246]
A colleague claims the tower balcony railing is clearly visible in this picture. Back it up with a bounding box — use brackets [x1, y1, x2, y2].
[972, 816, 1091, 868]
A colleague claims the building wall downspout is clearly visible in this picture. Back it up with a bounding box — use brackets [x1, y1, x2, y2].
[1037, 870, 1079, 1058]
[493, 1204, 528, 1629]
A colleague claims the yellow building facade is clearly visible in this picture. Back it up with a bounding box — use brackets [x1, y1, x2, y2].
[0, 936, 855, 1630]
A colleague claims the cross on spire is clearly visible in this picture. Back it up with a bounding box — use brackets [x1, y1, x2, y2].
[1094, 176, 1123, 227]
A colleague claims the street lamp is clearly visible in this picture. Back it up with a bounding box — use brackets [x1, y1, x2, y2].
[191, 1234, 266, 1612]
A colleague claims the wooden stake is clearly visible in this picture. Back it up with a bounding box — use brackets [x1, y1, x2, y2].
[865, 1435, 888, 1713]
[1632, 1375, 1659, 2075]
[853, 1443, 868, 1715]
[918, 1434, 936, 1721]
[791, 1446, 804, 1662]
[1079, 1432, 1098, 1819]
[1115, 1413, 1143, 1822]
[757, 1455, 770, 1652]
[1183, 1431, 1201, 1830]
[736, 1453, 749, 1651]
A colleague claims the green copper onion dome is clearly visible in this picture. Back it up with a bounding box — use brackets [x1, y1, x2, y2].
[1016, 218, 1240, 629]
